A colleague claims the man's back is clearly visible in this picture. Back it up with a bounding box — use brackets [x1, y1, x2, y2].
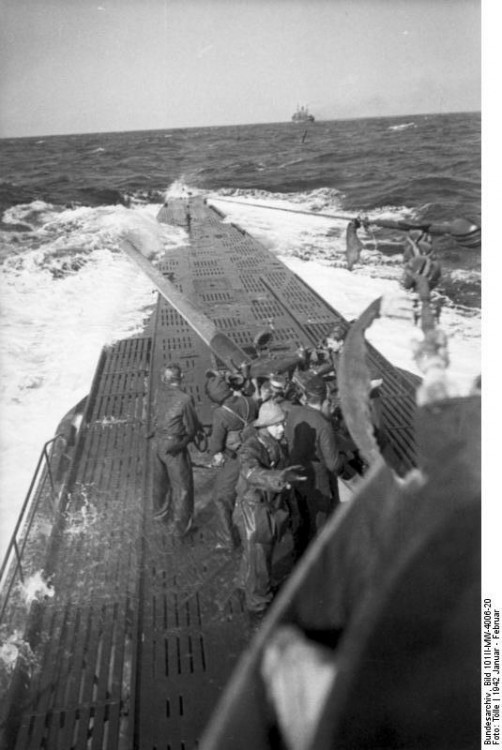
[209, 394, 257, 453]
[286, 404, 339, 474]
[285, 402, 342, 543]
[154, 385, 197, 439]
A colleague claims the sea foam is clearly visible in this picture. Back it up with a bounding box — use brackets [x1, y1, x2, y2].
[0, 187, 481, 562]
[0, 202, 187, 558]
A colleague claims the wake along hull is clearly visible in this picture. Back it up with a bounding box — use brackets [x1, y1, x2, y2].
[1, 197, 421, 749]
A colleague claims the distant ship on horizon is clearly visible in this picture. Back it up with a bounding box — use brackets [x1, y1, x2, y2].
[291, 104, 315, 123]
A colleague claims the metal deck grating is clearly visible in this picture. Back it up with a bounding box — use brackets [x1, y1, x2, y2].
[2, 337, 150, 749]
[135, 512, 249, 749]
[2, 196, 421, 749]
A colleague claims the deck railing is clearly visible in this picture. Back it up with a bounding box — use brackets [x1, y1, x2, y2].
[0, 434, 65, 624]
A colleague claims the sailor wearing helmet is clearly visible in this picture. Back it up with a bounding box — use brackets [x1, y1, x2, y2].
[234, 401, 306, 618]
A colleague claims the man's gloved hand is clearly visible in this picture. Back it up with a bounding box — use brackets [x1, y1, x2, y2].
[279, 465, 307, 486]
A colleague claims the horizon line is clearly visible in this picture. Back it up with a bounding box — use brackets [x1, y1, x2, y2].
[0, 108, 481, 142]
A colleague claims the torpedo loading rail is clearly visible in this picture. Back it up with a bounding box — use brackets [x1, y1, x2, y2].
[0, 197, 419, 750]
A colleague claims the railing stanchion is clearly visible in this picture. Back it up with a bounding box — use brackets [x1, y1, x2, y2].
[0, 434, 64, 625]
[13, 541, 24, 584]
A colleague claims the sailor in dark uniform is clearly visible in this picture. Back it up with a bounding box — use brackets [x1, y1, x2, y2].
[257, 373, 297, 411]
[285, 375, 344, 552]
[269, 373, 298, 412]
[234, 401, 305, 616]
[150, 363, 201, 536]
[206, 372, 258, 550]
[309, 322, 347, 389]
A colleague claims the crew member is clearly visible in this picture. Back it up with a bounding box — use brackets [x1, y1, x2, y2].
[403, 228, 434, 262]
[206, 372, 258, 550]
[269, 373, 298, 413]
[309, 322, 347, 389]
[285, 375, 344, 552]
[311, 323, 384, 455]
[234, 401, 305, 618]
[150, 363, 201, 536]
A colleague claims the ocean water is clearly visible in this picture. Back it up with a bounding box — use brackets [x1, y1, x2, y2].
[0, 112, 481, 558]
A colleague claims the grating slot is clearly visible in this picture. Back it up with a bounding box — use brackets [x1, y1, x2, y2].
[200, 637, 207, 672]
[199, 291, 235, 303]
[18, 605, 73, 747]
[239, 273, 266, 293]
[192, 277, 231, 293]
[234, 256, 263, 269]
[161, 335, 197, 351]
[176, 638, 182, 674]
[270, 326, 301, 343]
[159, 258, 180, 270]
[382, 396, 416, 428]
[163, 594, 169, 629]
[103, 338, 151, 375]
[195, 593, 202, 628]
[192, 259, 222, 269]
[159, 307, 192, 329]
[263, 270, 288, 287]
[212, 316, 245, 330]
[188, 636, 194, 673]
[192, 266, 225, 277]
[251, 299, 285, 319]
[225, 330, 255, 347]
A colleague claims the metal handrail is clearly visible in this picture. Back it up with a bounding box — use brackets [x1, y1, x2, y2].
[0, 434, 65, 620]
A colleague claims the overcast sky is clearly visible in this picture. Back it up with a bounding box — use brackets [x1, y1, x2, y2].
[1, 0, 481, 138]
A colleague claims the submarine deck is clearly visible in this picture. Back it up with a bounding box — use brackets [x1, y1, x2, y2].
[0, 197, 419, 750]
